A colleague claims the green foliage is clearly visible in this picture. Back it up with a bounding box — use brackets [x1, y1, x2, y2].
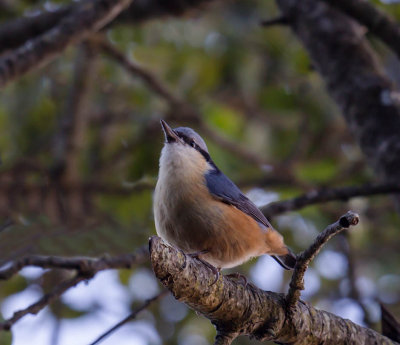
[296, 159, 339, 184]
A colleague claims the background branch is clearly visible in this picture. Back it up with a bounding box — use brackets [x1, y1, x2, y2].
[89, 290, 168, 345]
[0, 0, 217, 55]
[276, 0, 400, 191]
[0, 246, 148, 331]
[0, 272, 88, 331]
[261, 183, 400, 218]
[97, 37, 275, 169]
[324, 0, 400, 59]
[0, 0, 132, 87]
[0, 245, 148, 281]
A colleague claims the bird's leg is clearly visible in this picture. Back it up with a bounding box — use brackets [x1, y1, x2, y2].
[187, 249, 220, 286]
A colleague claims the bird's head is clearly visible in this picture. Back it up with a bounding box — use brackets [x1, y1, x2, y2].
[159, 120, 216, 176]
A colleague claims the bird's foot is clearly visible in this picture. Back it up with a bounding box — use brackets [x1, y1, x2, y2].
[188, 250, 220, 286]
[226, 272, 256, 289]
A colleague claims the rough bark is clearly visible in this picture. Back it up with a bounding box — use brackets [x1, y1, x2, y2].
[275, 0, 400, 188]
[150, 236, 397, 345]
[0, 0, 132, 88]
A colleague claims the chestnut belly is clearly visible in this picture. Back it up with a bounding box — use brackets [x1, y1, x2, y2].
[155, 198, 268, 269]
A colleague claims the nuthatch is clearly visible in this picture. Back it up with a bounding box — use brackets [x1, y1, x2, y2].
[154, 120, 296, 277]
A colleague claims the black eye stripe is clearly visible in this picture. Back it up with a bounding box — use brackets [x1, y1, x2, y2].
[177, 133, 193, 146]
[175, 131, 217, 170]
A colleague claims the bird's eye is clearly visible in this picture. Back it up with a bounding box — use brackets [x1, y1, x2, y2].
[190, 140, 196, 148]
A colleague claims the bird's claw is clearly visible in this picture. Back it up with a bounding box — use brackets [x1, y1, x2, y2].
[226, 272, 256, 289]
[188, 251, 220, 286]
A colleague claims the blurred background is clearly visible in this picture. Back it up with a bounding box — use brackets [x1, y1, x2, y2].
[0, 0, 400, 344]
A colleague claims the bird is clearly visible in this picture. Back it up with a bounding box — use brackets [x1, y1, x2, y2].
[153, 120, 296, 280]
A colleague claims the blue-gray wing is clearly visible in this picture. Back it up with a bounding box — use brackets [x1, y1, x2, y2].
[205, 169, 272, 229]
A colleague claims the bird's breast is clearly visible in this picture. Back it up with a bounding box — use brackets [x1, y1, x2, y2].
[154, 165, 220, 252]
[153, 144, 272, 268]
[154, 175, 268, 268]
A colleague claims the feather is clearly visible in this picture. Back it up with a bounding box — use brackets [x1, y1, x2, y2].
[205, 169, 272, 229]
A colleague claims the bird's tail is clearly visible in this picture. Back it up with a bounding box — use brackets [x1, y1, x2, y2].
[272, 248, 297, 270]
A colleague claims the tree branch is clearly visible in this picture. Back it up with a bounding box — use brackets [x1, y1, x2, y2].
[0, 272, 87, 331]
[0, 0, 217, 56]
[0, 0, 132, 88]
[88, 290, 168, 345]
[275, 0, 400, 191]
[324, 0, 400, 59]
[0, 6, 72, 55]
[261, 183, 400, 218]
[0, 246, 149, 331]
[96, 37, 181, 106]
[0, 245, 148, 281]
[285, 211, 359, 311]
[150, 234, 397, 345]
[381, 304, 400, 343]
[340, 232, 374, 327]
[97, 37, 274, 169]
[261, 16, 289, 27]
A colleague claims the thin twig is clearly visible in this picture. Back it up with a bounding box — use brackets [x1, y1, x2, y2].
[88, 290, 168, 345]
[96, 36, 181, 106]
[285, 211, 360, 311]
[0, 246, 148, 280]
[97, 36, 273, 169]
[261, 16, 289, 27]
[197, 122, 271, 168]
[0, 180, 155, 197]
[262, 183, 400, 218]
[0, 218, 14, 233]
[339, 232, 376, 327]
[0, 273, 87, 330]
[0, 246, 149, 331]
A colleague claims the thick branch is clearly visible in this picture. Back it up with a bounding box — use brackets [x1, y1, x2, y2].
[0, 0, 132, 88]
[275, 0, 400, 188]
[0, 0, 216, 55]
[286, 211, 359, 310]
[261, 183, 400, 218]
[0, 7, 72, 55]
[324, 0, 400, 59]
[150, 236, 397, 345]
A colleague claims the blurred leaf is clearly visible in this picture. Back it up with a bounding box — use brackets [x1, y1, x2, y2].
[296, 159, 339, 184]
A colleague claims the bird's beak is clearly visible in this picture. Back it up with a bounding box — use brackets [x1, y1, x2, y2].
[160, 119, 180, 143]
